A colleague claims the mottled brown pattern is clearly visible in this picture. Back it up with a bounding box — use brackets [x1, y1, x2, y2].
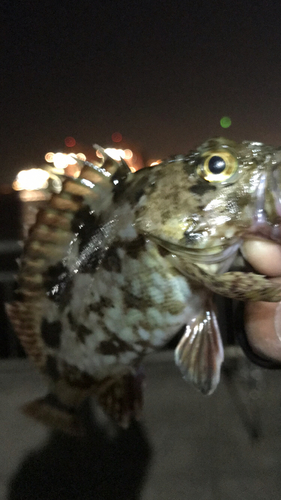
[102, 246, 122, 273]
[112, 166, 149, 204]
[123, 234, 146, 259]
[67, 311, 76, 328]
[61, 361, 96, 389]
[103, 235, 147, 263]
[44, 262, 73, 305]
[86, 296, 114, 316]
[97, 327, 136, 354]
[135, 339, 153, 350]
[41, 318, 62, 348]
[76, 324, 92, 342]
[156, 244, 170, 258]
[123, 289, 151, 309]
[96, 371, 144, 427]
[165, 299, 187, 315]
[7, 138, 281, 432]
[37, 209, 72, 231]
[98, 339, 130, 355]
[189, 181, 216, 196]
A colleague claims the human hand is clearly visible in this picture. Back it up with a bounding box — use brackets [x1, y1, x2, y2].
[241, 240, 281, 362]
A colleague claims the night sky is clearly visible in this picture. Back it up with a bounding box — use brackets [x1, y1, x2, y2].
[2, 0, 281, 183]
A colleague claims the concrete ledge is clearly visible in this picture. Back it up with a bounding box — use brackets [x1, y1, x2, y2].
[1, 354, 281, 499]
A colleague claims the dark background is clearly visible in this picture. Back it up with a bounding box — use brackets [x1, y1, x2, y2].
[2, 0, 281, 184]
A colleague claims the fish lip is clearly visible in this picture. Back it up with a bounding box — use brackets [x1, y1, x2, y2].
[248, 164, 281, 244]
[149, 235, 242, 264]
[243, 224, 281, 244]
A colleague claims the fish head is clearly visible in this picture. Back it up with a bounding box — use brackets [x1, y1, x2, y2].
[135, 137, 281, 270]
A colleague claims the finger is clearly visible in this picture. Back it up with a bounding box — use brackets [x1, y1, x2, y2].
[241, 239, 281, 361]
[241, 239, 281, 276]
[244, 281, 281, 362]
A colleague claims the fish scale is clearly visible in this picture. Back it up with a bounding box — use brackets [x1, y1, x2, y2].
[7, 138, 281, 434]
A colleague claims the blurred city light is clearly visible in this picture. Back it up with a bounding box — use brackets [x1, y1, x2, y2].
[220, 116, 232, 128]
[76, 152, 86, 161]
[94, 147, 139, 171]
[45, 152, 54, 163]
[45, 151, 86, 172]
[149, 160, 162, 166]
[53, 153, 69, 169]
[124, 149, 133, 160]
[13, 169, 50, 191]
[112, 132, 122, 143]
[64, 136, 76, 147]
[104, 148, 125, 160]
[67, 154, 78, 165]
[52, 152, 81, 168]
[98, 148, 131, 161]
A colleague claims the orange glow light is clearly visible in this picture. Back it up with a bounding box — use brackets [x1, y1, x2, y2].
[124, 149, 133, 160]
[76, 152, 86, 161]
[45, 152, 54, 163]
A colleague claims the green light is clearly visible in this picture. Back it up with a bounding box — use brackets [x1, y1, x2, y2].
[220, 116, 232, 128]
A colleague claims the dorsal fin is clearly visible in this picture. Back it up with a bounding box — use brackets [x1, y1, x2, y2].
[6, 154, 118, 369]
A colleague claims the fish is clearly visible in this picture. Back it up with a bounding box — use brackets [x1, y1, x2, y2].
[6, 137, 281, 434]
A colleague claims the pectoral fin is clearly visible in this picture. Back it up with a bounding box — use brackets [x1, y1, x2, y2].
[167, 253, 281, 302]
[175, 300, 224, 395]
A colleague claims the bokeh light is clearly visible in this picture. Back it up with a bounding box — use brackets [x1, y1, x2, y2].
[76, 152, 86, 161]
[95, 147, 135, 167]
[220, 116, 232, 128]
[112, 132, 122, 143]
[53, 153, 69, 169]
[65, 136, 76, 147]
[67, 154, 78, 165]
[104, 148, 125, 160]
[45, 152, 54, 163]
[150, 159, 162, 166]
[13, 169, 50, 191]
[124, 149, 133, 160]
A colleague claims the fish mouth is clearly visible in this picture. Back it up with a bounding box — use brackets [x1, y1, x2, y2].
[247, 168, 281, 243]
[150, 235, 242, 265]
[244, 224, 281, 244]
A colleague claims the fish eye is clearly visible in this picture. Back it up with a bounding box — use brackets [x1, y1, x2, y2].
[208, 156, 226, 174]
[199, 150, 238, 182]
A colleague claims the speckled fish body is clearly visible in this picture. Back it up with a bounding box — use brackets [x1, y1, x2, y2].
[7, 138, 281, 433]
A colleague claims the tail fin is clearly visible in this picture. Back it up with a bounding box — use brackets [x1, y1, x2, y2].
[22, 394, 84, 436]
